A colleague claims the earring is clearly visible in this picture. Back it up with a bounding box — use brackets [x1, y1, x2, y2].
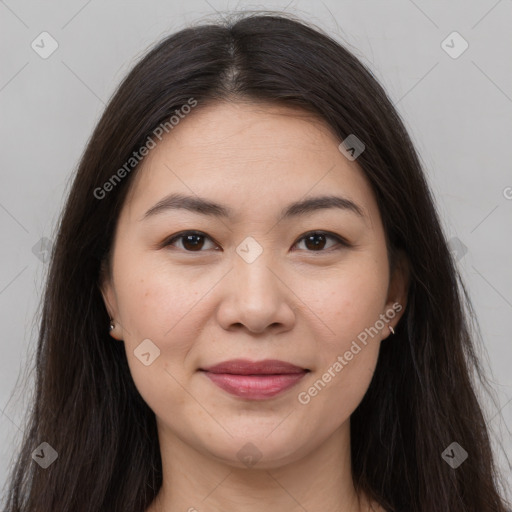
[109, 319, 115, 331]
[389, 326, 395, 335]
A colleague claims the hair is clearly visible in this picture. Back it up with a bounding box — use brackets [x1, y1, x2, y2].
[2, 10, 510, 512]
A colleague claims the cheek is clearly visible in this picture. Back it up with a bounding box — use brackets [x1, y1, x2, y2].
[112, 257, 207, 407]
[118, 268, 199, 416]
[296, 283, 385, 433]
[308, 258, 389, 344]
[295, 256, 387, 412]
[114, 256, 203, 345]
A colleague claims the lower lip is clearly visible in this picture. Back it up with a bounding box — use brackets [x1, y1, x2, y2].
[202, 371, 307, 400]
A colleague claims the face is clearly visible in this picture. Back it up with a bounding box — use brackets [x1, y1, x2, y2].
[100, 101, 408, 469]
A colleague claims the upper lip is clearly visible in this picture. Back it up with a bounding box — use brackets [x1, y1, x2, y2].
[200, 359, 308, 375]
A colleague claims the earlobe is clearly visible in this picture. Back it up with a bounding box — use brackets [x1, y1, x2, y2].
[381, 323, 396, 341]
[108, 318, 122, 340]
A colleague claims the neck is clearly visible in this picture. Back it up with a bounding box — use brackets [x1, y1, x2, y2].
[148, 420, 374, 512]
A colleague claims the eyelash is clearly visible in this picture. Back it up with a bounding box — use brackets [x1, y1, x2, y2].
[162, 230, 350, 253]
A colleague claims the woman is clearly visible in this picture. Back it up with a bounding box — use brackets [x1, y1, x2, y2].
[3, 11, 510, 512]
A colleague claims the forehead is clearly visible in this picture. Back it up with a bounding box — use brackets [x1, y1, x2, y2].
[123, 101, 377, 226]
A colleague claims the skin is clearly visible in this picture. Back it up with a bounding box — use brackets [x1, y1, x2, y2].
[100, 101, 409, 512]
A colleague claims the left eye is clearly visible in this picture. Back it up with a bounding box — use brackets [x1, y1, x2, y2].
[163, 230, 348, 252]
[293, 231, 347, 252]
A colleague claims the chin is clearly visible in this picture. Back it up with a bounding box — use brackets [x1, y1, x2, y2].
[198, 428, 309, 469]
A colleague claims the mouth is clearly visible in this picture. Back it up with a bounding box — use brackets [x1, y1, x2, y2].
[199, 359, 310, 400]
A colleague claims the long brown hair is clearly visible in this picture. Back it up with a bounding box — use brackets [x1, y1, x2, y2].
[3, 10, 510, 512]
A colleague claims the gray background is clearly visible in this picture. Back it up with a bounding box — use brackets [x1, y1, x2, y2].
[1, 0, 511, 501]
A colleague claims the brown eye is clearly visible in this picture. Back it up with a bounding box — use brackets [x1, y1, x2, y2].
[164, 231, 218, 252]
[163, 230, 348, 253]
[294, 231, 348, 252]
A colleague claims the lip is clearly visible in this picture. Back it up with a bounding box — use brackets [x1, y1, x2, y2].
[199, 359, 309, 400]
[201, 358, 308, 375]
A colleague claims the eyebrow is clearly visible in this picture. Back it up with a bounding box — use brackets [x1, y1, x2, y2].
[140, 192, 365, 222]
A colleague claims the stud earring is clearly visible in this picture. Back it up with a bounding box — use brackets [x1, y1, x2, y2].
[109, 319, 115, 331]
[389, 326, 395, 335]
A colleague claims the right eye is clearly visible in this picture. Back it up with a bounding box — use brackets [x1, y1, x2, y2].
[163, 231, 220, 252]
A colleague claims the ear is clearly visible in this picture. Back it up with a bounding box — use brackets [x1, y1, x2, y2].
[98, 258, 122, 340]
[381, 249, 409, 340]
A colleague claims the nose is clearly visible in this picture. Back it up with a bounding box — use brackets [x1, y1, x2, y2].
[216, 252, 296, 335]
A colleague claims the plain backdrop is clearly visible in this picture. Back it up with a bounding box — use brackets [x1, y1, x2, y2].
[1, 0, 511, 501]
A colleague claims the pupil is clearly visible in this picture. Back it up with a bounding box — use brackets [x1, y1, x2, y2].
[181, 233, 327, 251]
[306, 234, 325, 250]
[184, 234, 203, 250]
